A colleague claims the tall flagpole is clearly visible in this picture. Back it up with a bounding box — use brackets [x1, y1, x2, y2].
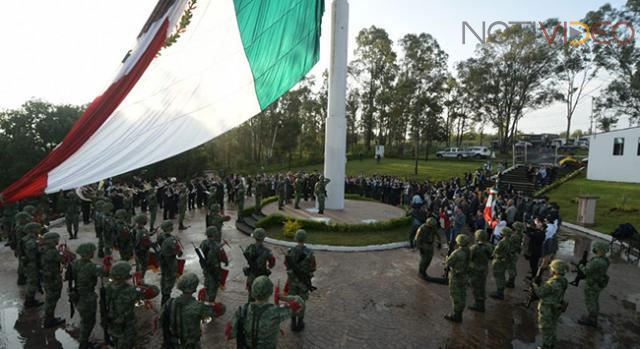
[323, 0, 349, 210]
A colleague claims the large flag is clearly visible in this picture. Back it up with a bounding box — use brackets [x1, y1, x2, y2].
[1, 0, 324, 203]
[483, 188, 498, 226]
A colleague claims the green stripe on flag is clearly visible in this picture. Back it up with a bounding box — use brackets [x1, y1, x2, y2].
[233, 0, 324, 109]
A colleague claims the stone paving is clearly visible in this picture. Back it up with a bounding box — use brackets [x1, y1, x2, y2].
[0, 204, 639, 349]
[262, 199, 406, 224]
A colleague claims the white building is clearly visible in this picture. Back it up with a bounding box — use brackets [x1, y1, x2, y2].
[587, 126, 640, 183]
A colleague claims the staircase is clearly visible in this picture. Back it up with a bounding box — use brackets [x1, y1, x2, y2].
[496, 165, 536, 196]
[235, 212, 264, 236]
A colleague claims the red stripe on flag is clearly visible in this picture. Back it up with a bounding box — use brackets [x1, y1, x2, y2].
[0, 20, 169, 203]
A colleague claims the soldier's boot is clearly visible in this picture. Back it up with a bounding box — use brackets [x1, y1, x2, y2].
[444, 311, 463, 323]
[577, 314, 598, 327]
[468, 303, 485, 313]
[24, 296, 43, 308]
[297, 317, 305, 331]
[506, 279, 515, 289]
[98, 249, 105, 258]
[490, 291, 504, 300]
[43, 315, 65, 328]
[17, 273, 26, 286]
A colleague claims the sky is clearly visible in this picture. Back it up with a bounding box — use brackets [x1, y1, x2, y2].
[0, 0, 631, 134]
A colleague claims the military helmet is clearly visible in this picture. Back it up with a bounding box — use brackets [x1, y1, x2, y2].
[15, 211, 32, 223]
[592, 241, 609, 254]
[115, 209, 128, 220]
[294, 229, 307, 242]
[513, 222, 525, 232]
[455, 234, 470, 247]
[211, 204, 220, 212]
[177, 272, 199, 293]
[425, 217, 437, 227]
[549, 259, 569, 275]
[110, 261, 132, 279]
[474, 229, 486, 242]
[42, 231, 61, 243]
[251, 275, 274, 301]
[134, 214, 148, 225]
[252, 228, 266, 241]
[103, 202, 114, 213]
[205, 226, 220, 239]
[161, 220, 174, 232]
[94, 200, 105, 211]
[76, 242, 97, 257]
[22, 205, 37, 215]
[501, 227, 513, 237]
[24, 222, 42, 235]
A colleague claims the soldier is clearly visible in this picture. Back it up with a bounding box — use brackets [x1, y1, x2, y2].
[226, 276, 304, 347]
[414, 217, 442, 279]
[206, 204, 225, 239]
[577, 241, 610, 327]
[236, 180, 246, 221]
[73, 243, 102, 349]
[285, 229, 316, 331]
[178, 186, 188, 230]
[294, 173, 304, 209]
[314, 176, 331, 214]
[114, 209, 134, 261]
[123, 190, 134, 222]
[507, 222, 525, 288]
[40, 232, 66, 327]
[534, 259, 568, 349]
[62, 191, 81, 239]
[161, 273, 225, 349]
[276, 175, 286, 210]
[199, 226, 229, 303]
[254, 176, 265, 215]
[148, 188, 158, 230]
[102, 201, 115, 257]
[490, 227, 512, 300]
[242, 228, 275, 301]
[468, 230, 494, 312]
[14, 211, 33, 285]
[22, 222, 44, 308]
[134, 214, 153, 279]
[444, 234, 471, 323]
[158, 220, 183, 305]
[94, 200, 105, 242]
[105, 261, 141, 349]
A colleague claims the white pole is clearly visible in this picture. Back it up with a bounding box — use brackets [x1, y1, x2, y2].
[323, 0, 349, 210]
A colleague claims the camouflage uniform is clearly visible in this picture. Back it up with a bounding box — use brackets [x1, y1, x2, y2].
[285, 230, 316, 331]
[22, 222, 44, 308]
[148, 190, 158, 230]
[415, 218, 441, 278]
[236, 182, 246, 220]
[444, 234, 470, 322]
[14, 211, 32, 285]
[102, 202, 115, 256]
[161, 273, 224, 349]
[199, 227, 228, 302]
[40, 232, 65, 327]
[114, 209, 134, 261]
[178, 188, 188, 230]
[468, 230, 494, 312]
[133, 215, 152, 279]
[158, 220, 183, 305]
[577, 241, 610, 327]
[491, 227, 512, 300]
[314, 177, 330, 214]
[123, 193, 133, 223]
[206, 204, 224, 236]
[105, 262, 142, 349]
[506, 222, 525, 288]
[276, 176, 286, 210]
[254, 178, 265, 215]
[243, 229, 275, 301]
[94, 200, 105, 242]
[294, 175, 304, 209]
[73, 243, 102, 349]
[535, 259, 568, 349]
[228, 276, 304, 349]
[62, 191, 81, 239]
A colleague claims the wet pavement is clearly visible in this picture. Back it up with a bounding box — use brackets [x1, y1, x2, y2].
[1, 205, 639, 349]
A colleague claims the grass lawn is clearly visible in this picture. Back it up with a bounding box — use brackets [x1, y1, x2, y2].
[546, 173, 640, 234]
[265, 224, 408, 246]
[261, 158, 483, 181]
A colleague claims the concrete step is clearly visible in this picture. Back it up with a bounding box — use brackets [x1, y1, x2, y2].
[243, 216, 257, 229]
[235, 221, 253, 236]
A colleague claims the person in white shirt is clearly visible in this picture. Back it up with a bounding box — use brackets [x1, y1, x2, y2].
[492, 213, 508, 244]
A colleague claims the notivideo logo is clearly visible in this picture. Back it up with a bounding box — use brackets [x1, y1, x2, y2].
[462, 21, 636, 45]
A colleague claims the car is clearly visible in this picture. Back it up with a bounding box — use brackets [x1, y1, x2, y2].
[465, 146, 492, 159]
[514, 140, 533, 147]
[436, 147, 468, 159]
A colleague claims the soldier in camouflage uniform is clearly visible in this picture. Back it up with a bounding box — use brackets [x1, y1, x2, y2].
[148, 188, 158, 230]
[577, 241, 610, 327]
[444, 234, 471, 323]
[314, 176, 331, 214]
[414, 217, 442, 279]
[40, 232, 66, 328]
[178, 186, 188, 230]
[227, 276, 304, 348]
[61, 191, 81, 239]
[158, 220, 183, 305]
[123, 191, 134, 223]
[199, 226, 228, 303]
[236, 180, 246, 220]
[114, 209, 134, 261]
[285, 230, 316, 331]
[105, 261, 142, 349]
[14, 211, 32, 285]
[94, 200, 105, 242]
[468, 230, 494, 312]
[294, 173, 304, 209]
[506, 222, 525, 288]
[276, 175, 286, 210]
[490, 227, 512, 300]
[254, 176, 266, 215]
[73, 243, 102, 349]
[22, 222, 44, 308]
[101, 201, 115, 256]
[535, 259, 569, 349]
[133, 214, 153, 279]
[161, 273, 225, 349]
[243, 228, 276, 301]
[206, 204, 225, 240]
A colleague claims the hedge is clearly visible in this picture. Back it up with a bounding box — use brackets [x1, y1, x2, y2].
[240, 196, 278, 217]
[534, 167, 585, 197]
[255, 213, 411, 233]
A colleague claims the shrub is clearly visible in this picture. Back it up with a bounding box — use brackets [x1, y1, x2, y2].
[255, 213, 411, 233]
[241, 196, 279, 217]
[283, 219, 302, 239]
[535, 168, 584, 197]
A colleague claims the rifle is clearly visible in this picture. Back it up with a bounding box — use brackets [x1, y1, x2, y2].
[523, 266, 545, 308]
[192, 242, 207, 270]
[240, 245, 257, 277]
[285, 253, 317, 292]
[441, 239, 455, 279]
[65, 261, 76, 318]
[570, 250, 589, 287]
[99, 275, 114, 346]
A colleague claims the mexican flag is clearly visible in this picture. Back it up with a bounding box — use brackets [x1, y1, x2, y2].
[1, 0, 324, 203]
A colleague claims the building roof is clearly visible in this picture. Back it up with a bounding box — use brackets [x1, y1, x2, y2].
[592, 125, 640, 136]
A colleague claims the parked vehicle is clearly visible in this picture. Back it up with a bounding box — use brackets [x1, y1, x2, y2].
[436, 147, 468, 159]
[466, 146, 492, 159]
